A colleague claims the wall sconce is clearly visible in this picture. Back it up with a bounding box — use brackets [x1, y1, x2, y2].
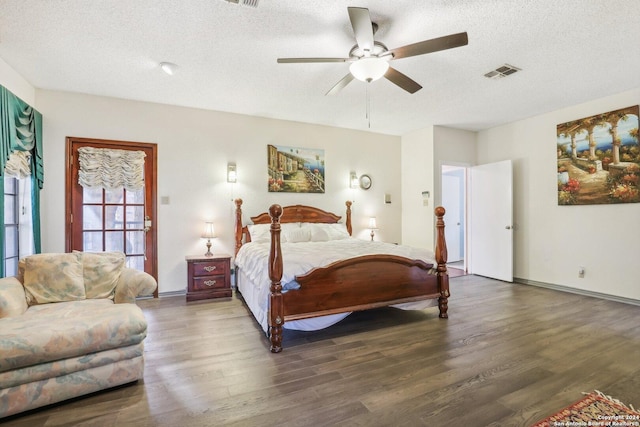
[159, 62, 178, 76]
[368, 217, 378, 241]
[202, 222, 215, 257]
[227, 163, 237, 183]
[350, 171, 359, 189]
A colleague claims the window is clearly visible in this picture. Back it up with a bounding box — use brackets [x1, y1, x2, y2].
[2, 176, 33, 277]
[3, 177, 19, 276]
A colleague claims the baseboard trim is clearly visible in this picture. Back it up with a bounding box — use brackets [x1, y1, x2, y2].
[514, 277, 640, 307]
[158, 290, 186, 298]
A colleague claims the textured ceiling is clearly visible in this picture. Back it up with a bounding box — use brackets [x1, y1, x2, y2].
[1, 0, 639, 135]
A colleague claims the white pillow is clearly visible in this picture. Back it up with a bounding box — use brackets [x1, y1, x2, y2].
[248, 222, 300, 243]
[247, 224, 271, 243]
[309, 224, 330, 242]
[327, 223, 350, 240]
[300, 223, 350, 241]
[284, 227, 311, 243]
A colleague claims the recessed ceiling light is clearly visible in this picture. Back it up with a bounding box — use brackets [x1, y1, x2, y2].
[160, 62, 178, 76]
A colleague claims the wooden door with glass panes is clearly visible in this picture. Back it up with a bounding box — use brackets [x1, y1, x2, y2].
[65, 137, 158, 297]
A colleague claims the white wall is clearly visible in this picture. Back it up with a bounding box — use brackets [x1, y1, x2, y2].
[5, 61, 638, 301]
[433, 125, 477, 208]
[0, 58, 35, 105]
[35, 90, 402, 294]
[401, 126, 434, 248]
[477, 88, 640, 301]
[401, 125, 477, 250]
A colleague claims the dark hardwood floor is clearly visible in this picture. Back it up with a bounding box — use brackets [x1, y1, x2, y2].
[4, 275, 640, 426]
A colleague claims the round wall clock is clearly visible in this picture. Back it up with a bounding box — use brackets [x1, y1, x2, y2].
[359, 174, 372, 190]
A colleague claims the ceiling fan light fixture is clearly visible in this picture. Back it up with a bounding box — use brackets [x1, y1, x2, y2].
[349, 57, 389, 82]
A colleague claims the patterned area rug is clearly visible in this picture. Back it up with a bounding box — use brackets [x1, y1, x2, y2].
[531, 391, 640, 427]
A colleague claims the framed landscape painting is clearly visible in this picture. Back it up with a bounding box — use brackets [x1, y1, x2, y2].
[557, 105, 639, 205]
[267, 144, 325, 193]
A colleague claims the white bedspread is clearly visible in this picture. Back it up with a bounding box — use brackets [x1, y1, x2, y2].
[235, 238, 438, 332]
[235, 238, 436, 292]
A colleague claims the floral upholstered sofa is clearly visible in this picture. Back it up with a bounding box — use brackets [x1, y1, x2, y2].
[0, 251, 157, 418]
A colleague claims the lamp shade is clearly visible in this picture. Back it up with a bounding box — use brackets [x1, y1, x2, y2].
[349, 57, 389, 82]
[202, 222, 215, 239]
[368, 217, 378, 229]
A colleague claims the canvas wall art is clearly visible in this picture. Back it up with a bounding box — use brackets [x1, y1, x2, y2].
[267, 144, 325, 193]
[557, 105, 639, 205]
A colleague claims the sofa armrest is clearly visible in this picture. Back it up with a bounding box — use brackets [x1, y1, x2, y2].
[0, 276, 28, 318]
[114, 268, 157, 304]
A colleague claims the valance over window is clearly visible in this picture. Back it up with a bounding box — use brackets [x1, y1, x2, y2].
[0, 86, 44, 189]
[78, 147, 146, 191]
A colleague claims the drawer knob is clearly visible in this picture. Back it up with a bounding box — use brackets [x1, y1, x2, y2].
[203, 266, 217, 272]
[204, 280, 217, 287]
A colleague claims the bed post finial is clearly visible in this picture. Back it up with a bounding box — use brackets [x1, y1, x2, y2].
[234, 198, 243, 256]
[434, 206, 450, 319]
[345, 200, 353, 236]
[268, 204, 284, 353]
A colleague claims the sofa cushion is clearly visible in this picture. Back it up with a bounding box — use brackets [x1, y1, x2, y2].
[0, 299, 148, 373]
[0, 277, 28, 318]
[76, 251, 126, 299]
[22, 253, 85, 305]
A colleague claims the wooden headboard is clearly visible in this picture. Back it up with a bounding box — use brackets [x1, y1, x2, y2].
[234, 199, 352, 255]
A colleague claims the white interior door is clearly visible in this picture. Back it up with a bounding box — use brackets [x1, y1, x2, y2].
[470, 160, 513, 282]
[442, 173, 463, 263]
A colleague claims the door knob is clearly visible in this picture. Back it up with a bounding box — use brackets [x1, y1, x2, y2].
[505, 225, 512, 230]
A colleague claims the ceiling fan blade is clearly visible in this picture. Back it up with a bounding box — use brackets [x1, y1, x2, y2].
[388, 32, 468, 60]
[325, 73, 355, 96]
[348, 7, 374, 53]
[384, 67, 422, 94]
[278, 57, 349, 64]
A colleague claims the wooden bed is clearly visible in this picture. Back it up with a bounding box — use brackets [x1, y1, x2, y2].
[234, 199, 449, 353]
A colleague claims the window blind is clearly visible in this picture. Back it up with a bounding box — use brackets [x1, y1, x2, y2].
[3, 150, 31, 179]
[78, 147, 146, 191]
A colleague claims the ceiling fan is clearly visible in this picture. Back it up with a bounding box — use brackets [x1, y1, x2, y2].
[277, 7, 468, 95]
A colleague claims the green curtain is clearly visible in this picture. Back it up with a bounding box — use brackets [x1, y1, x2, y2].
[0, 85, 44, 277]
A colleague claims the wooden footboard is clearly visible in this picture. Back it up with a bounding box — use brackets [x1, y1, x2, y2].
[265, 203, 448, 353]
[285, 255, 438, 319]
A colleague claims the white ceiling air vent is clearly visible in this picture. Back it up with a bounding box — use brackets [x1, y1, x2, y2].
[224, 0, 259, 7]
[484, 64, 521, 79]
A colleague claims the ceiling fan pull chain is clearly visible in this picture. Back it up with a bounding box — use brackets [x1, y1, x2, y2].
[366, 84, 371, 128]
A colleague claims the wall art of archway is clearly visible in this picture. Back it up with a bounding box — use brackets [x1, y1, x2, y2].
[557, 105, 639, 205]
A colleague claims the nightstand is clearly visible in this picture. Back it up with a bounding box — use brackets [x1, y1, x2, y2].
[185, 254, 232, 302]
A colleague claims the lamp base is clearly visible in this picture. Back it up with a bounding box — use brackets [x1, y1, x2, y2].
[204, 240, 213, 257]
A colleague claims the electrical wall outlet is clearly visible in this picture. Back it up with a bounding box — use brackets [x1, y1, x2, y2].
[578, 267, 585, 278]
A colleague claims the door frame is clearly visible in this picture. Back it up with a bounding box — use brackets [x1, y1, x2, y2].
[440, 162, 469, 272]
[65, 136, 158, 296]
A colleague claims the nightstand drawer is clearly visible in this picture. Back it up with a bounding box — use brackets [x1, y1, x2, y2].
[192, 275, 227, 291]
[192, 260, 227, 276]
